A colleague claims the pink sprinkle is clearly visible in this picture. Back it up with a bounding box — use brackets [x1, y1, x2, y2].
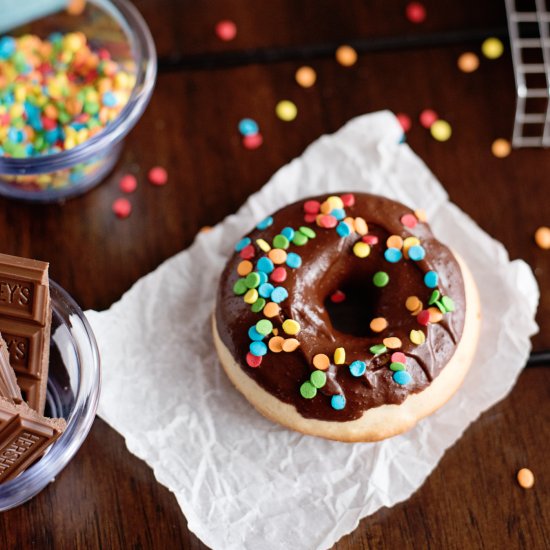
[215, 20, 237, 41]
[239, 244, 255, 260]
[304, 213, 317, 223]
[406, 2, 426, 23]
[242, 133, 263, 150]
[246, 352, 262, 368]
[330, 290, 346, 303]
[270, 266, 287, 283]
[112, 198, 132, 219]
[396, 113, 412, 133]
[401, 213, 418, 228]
[391, 352, 407, 364]
[303, 200, 321, 214]
[119, 174, 137, 194]
[148, 166, 168, 186]
[362, 235, 379, 245]
[340, 193, 355, 207]
[319, 214, 337, 228]
[417, 310, 430, 326]
[419, 109, 438, 129]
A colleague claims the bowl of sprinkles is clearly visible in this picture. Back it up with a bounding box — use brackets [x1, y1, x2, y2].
[0, 0, 156, 201]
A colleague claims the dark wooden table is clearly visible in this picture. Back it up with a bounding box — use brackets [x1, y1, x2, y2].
[1, 1, 549, 548]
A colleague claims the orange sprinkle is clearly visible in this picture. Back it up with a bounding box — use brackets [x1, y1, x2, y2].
[534, 226, 550, 250]
[263, 302, 280, 318]
[313, 353, 330, 370]
[282, 338, 300, 352]
[268, 336, 285, 353]
[386, 235, 404, 250]
[268, 248, 288, 264]
[320, 200, 332, 214]
[427, 307, 443, 323]
[414, 209, 427, 222]
[370, 317, 388, 332]
[517, 468, 535, 489]
[199, 225, 212, 233]
[237, 260, 253, 276]
[354, 217, 368, 236]
[405, 296, 422, 312]
[383, 337, 402, 349]
[336, 45, 358, 66]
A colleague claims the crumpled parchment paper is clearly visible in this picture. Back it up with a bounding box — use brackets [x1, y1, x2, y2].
[86, 111, 539, 550]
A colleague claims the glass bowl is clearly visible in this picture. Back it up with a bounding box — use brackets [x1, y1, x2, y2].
[0, 0, 157, 202]
[0, 280, 101, 510]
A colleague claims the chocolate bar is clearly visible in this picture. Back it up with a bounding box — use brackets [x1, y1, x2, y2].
[0, 336, 22, 403]
[0, 253, 51, 413]
[0, 397, 65, 483]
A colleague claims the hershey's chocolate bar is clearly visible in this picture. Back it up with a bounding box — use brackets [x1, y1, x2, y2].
[0, 254, 51, 413]
[0, 397, 65, 482]
[0, 336, 22, 404]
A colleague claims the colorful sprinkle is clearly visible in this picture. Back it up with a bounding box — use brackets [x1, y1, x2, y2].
[349, 360, 366, 377]
[248, 326, 264, 341]
[341, 193, 355, 207]
[337, 221, 352, 238]
[406, 2, 426, 23]
[424, 271, 439, 288]
[353, 242, 371, 258]
[408, 245, 426, 261]
[396, 113, 412, 133]
[233, 279, 248, 295]
[246, 353, 262, 368]
[535, 226, 550, 249]
[275, 100, 298, 121]
[401, 213, 418, 228]
[491, 138, 511, 158]
[393, 370, 412, 385]
[405, 296, 422, 313]
[237, 260, 253, 276]
[270, 266, 287, 283]
[391, 352, 407, 363]
[243, 133, 263, 150]
[245, 272, 261, 288]
[119, 174, 137, 193]
[271, 287, 289, 303]
[335, 45, 357, 66]
[303, 200, 321, 215]
[427, 307, 443, 323]
[280, 227, 295, 241]
[112, 198, 132, 219]
[257, 257, 274, 274]
[419, 109, 438, 128]
[386, 235, 404, 249]
[370, 344, 387, 355]
[244, 289, 259, 304]
[238, 118, 259, 136]
[430, 120, 452, 142]
[268, 248, 287, 264]
[256, 319, 273, 336]
[256, 239, 271, 253]
[313, 353, 330, 370]
[457, 52, 480, 73]
[370, 318, 388, 332]
[384, 248, 403, 263]
[282, 319, 301, 335]
[331, 394, 346, 410]
[334, 347, 346, 365]
[215, 20, 237, 41]
[257, 272, 268, 285]
[517, 468, 535, 489]
[362, 235, 379, 245]
[310, 370, 327, 389]
[148, 167, 168, 186]
[263, 302, 280, 318]
[482, 37, 504, 59]
[286, 252, 302, 268]
[249, 341, 268, 356]
[410, 329, 426, 345]
[273, 234, 290, 249]
[330, 290, 346, 303]
[257, 216, 274, 230]
[295, 65, 317, 88]
[292, 232, 308, 246]
[300, 381, 317, 399]
[318, 214, 338, 229]
[390, 362, 406, 371]
[383, 337, 402, 349]
[428, 290, 440, 304]
[251, 298, 266, 313]
[258, 282, 274, 299]
[282, 338, 300, 352]
[373, 271, 389, 287]
[299, 226, 316, 239]
[268, 336, 285, 353]
[441, 296, 455, 312]
[417, 310, 430, 326]
[354, 217, 368, 236]
[235, 237, 251, 252]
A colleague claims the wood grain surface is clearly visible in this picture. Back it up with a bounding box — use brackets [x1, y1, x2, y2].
[0, 1, 548, 548]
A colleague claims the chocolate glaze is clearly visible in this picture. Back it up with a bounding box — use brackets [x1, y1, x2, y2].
[215, 193, 466, 422]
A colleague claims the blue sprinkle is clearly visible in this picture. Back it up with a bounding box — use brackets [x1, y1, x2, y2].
[331, 208, 346, 221]
[393, 370, 412, 385]
[286, 252, 302, 269]
[331, 394, 346, 410]
[257, 272, 268, 285]
[336, 221, 351, 238]
[271, 287, 288, 303]
[281, 227, 295, 240]
[8, 127, 23, 143]
[249, 341, 268, 356]
[45, 129, 59, 144]
[102, 91, 118, 107]
[248, 326, 264, 341]
[349, 360, 366, 377]
[257, 257, 274, 274]
[424, 271, 439, 288]
[408, 245, 426, 261]
[235, 237, 251, 252]
[238, 118, 259, 136]
[258, 283, 274, 298]
[384, 247, 403, 263]
[256, 216, 273, 230]
[0, 37, 16, 60]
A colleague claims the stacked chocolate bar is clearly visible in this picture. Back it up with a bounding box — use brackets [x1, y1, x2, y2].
[0, 253, 66, 483]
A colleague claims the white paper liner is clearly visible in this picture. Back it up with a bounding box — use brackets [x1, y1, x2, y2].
[86, 111, 539, 550]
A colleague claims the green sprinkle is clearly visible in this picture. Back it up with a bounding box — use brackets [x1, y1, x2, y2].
[441, 296, 455, 312]
[273, 235, 290, 249]
[292, 232, 308, 246]
[256, 319, 273, 336]
[245, 272, 261, 289]
[373, 272, 390, 288]
[299, 226, 316, 239]
[428, 290, 440, 305]
[300, 381, 317, 399]
[390, 362, 406, 371]
[251, 298, 266, 313]
[310, 370, 327, 389]
[370, 344, 387, 355]
[434, 300, 446, 313]
[233, 279, 248, 295]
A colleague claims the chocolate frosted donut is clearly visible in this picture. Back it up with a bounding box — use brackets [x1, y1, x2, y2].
[213, 193, 481, 441]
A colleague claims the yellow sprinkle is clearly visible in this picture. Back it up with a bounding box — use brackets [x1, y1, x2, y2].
[482, 37, 504, 60]
[326, 196, 344, 210]
[430, 120, 452, 142]
[282, 319, 301, 335]
[383, 337, 402, 349]
[282, 338, 300, 352]
[353, 242, 371, 258]
[313, 353, 330, 370]
[414, 209, 427, 223]
[237, 260, 253, 276]
[275, 100, 298, 122]
[354, 217, 368, 236]
[243, 289, 258, 304]
[410, 330, 426, 345]
[370, 317, 388, 333]
[256, 238, 271, 252]
[334, 347, 346, 365]
[403, 237, 421, 258]
[263, 302, 280, 318]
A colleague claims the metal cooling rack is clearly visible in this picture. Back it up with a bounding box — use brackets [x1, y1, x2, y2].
[505, 0, 550, 147]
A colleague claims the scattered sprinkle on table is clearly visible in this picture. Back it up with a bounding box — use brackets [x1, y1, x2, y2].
[396, 113, 412, 133]
[335, 45, 358, 67]
[295, 66, 317, 88]
[491, 138, 511, 158]
[148, 166, 168, 186]
[419, 109, 438, 128]
[430, 120, 452, 142]
[275, 100, 298, 121]
[243, 133, 263, 150]
[482, 37, 504, 59]
[215, 20, 237, 41]
[457, 52, 480, 73]
[238, 118, 259, 136]
[112, 197, 132, 219]
[119, 174, 137, 193]
[405, 2, 426, 23]
[534, 226, 550, 249]
[517, 468, 535, 489]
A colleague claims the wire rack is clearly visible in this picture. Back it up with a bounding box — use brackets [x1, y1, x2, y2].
[505, 0, 550, 147]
